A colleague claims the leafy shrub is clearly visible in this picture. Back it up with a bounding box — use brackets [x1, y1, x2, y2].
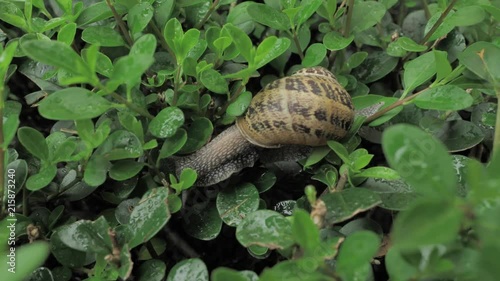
[0, 0, 499, 280]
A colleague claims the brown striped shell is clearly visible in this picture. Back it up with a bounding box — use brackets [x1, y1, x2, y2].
[236, 67, 354, 148]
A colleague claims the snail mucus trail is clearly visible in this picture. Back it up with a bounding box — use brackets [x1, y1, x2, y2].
[164, 67, 355, 187]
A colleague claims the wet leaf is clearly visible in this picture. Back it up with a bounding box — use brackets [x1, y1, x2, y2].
[217, 183, 260, 226]
[129, 187, 171, 248]
[38, 88, 114, 120]
[236, 210, 293, 249]
[148, 107, 185, 138]
[321, 188, 382, 224]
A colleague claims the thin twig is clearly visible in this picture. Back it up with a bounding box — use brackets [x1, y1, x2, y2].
[195, 0, 220, 29]
[106, 0, 134, 46]
[343, 0, 355, 37]
[110, 92, 154, 119]
[148, 21, 176, 62]
[292, 30, 305, 60]
[172, 66, 183, 106]
[363, 87, 429, 124]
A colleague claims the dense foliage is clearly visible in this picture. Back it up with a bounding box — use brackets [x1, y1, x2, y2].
[0, 0, 499, 280]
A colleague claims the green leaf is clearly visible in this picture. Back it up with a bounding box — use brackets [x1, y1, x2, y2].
[176, 168, 197, 190]
[356, 167, 400, 180]
[350, 1, 386, 34]
[0, 2, 28, 30]
[434, 50, 452, 83]
[323, 31, 354, 51]
[130, 34, 157, 57]
[336, 231, 380, 281]
[327, 141, 350, 164]
[254, 36, 291, 68]
[167, 259, 208, 281]
[382, 124, 457, 197]
[226, 91, 252, 116]
[158, 129, 187, 159]
[17, 127, 49, 161]
[247, 3, 289, 30]
[458, 42, 500, 86]
[321, 188, 382, 224]
[216, 183, 260, 226]
[224, 24, 253, 63]
[111, 54, 155, 89]
[38, 88, 114, 120]
[414, 85, 474, 110]
[128, 2, 154, 36]
[447, 5, 486, 26]
[424, 11, 456, 42]
[351, 51, 398, 83]
[302, 43, 326, 67]
[347, 52, 368, 70]
[81, 26, 126, 47]
[0, 242, 50, 281]
[153, 0, 175, 28]
[129, 187, 171, 248]
[395, 37, 427, 52]
[179, 117, 213, 154]
[403, 51, 436, 94]
[391, 199, 464, 250]
[58, 216, 112, 254]
[137, 259, 166, 281]
[57, 22, 76, 45]
[96, 130, 143, 160]
[26, 164, 57, 190]
[84, 154, 110, 187]
[296, 0, 323, 26]
[361, 178, 418, 211]
[148, 107, 185, 138]
[200, 69, 229, 94]
[292, 209, 320, 255]
[21, 40, 94, 83]
[236, 210, 294, 249]
[109, 160, 144, 181]
[163, 18, 184, 62]
[226, 1, 255, 34]
[182, 202, 222, 241]
[180, 29, 201, 62]
[76, 2, 126, 26]
[211, 268, 248, 281]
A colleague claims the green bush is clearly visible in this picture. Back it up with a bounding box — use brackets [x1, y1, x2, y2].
[0, 0, 499, 280]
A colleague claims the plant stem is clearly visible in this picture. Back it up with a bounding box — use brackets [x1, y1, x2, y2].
[343, 0, 355, 37]
[422, 0, 431, 19]
[420, 0, 458, 45]
[106, 0, 134, 47]
[363, 87, 428, 124]
[195, 0, 220, 29]
[401, 0, 458, 63]
[172, 66, 183, 106]
[111, 92, 154, 119]
[148, 21, 176, 62]
[292, 30, 305, 60]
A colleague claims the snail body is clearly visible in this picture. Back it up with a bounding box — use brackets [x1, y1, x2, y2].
[167, 67, 355, 186]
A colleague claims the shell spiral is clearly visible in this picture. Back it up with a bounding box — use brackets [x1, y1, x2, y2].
[236, 67, 355, 148]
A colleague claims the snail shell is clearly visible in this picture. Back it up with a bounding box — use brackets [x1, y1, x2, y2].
[167, 67, 355, 186]
[236, 66, 354, 148]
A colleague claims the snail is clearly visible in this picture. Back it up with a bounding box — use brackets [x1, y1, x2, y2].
[165, 66, 355, 186]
